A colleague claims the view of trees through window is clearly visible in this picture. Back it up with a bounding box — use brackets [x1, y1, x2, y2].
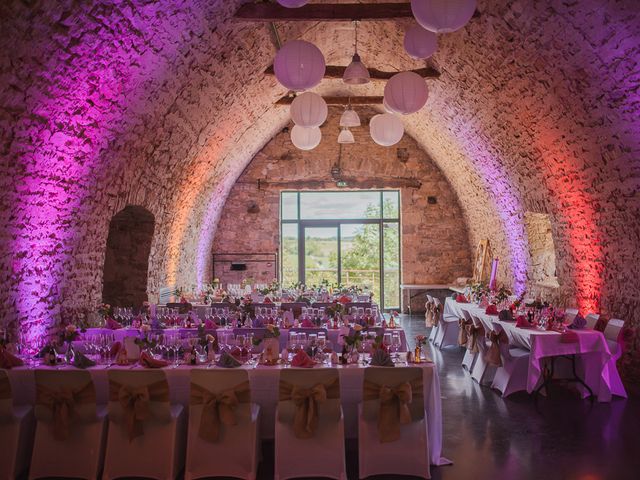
[280, 191, 400, 310]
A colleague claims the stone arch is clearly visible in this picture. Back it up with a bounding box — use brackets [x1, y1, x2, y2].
[102, 205, 155, 308]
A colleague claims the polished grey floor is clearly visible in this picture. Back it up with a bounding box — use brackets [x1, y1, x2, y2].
[253, 315, 639, 480]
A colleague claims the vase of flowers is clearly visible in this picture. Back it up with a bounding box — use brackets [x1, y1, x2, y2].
[414, 335, 427, 363]
[253, 324, 280, 364]
[59, 324, 81, 364]
[341, 325, 364, 364]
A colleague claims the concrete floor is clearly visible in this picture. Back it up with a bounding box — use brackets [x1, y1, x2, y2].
[253, 315, 639, 480]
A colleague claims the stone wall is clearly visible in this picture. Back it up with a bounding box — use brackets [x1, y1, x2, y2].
[102, 206, 155, 308]
[212, 107, 473, 307]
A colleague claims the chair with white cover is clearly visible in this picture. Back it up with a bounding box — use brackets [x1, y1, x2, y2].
[434, 298, 460, 349]
[469, 314, 496, 385]
[585, 313, 600, 330]
[564, 308, 579, 324]
[460, 309, 477, 372]
[29, 370, 107, 480]
[0, 370, 34, 480]
[358, 367, 430, 479]
[103, 370, 186, 480]
[274, 368, 346, 480]
[490, 324, 531, 397]
[185, 369, 260, 480]
[603, 318, 628, 398]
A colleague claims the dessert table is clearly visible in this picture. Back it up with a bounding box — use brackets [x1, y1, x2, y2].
[445, 298, 622, 402]
[5, 361, 448, 466]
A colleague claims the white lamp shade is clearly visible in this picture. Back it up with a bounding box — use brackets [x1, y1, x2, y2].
[337, 128, 355, 144]
[369, 114, 404, 147]
[277, 0, 309, 7]
[290, 92, 328, 128]
[274, 40, 326, 91]
[291, 125, 322, 150]
[411, 0, 477, 33]
[404, 24, 438, 59]
[343, 53, 370, 85]
[340, 108, 361, 127]
[384, 71, 429, 115]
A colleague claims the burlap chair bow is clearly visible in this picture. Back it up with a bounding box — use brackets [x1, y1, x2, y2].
[465, 323, 483, 353]
[425, 302, 435, 327]
[363, 378, 423, 443]
[433, 304, 442, 324]
[36, 381, 96, 440]
[109, 379, 169, 441]
[484, 329, 508, 367]
[190, 381, 251, 442]
[279, 378, 340, 439]
[458, 319, 471, 346]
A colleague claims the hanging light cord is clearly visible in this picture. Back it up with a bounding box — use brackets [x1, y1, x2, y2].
[354, 20, 359, 54]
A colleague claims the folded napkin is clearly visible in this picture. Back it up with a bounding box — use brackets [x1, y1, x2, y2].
[301, 318, 315, 328]
[105, 317, 122, 329]
[456, 294, 468, 303]
[139, 351, 169, 368]
[568, 314, 586, 330]
[0, 347, 24, 369]
[498, 309, 514, 321]
[370, 348, 394, 367]
[264, 297, 273, 304]
[560, 330, 579, 343]
[485, 304, 499, 315]
[516, 315, 533, 328]
[229, 346, 243, 358]
[216, 350, 242, 368]
[252, 317, 264, 328]
[72, 351, 96, 369]
[204, 319, 217, 329]
[291, 349, 315, 368]
[110, 341, 122, 357]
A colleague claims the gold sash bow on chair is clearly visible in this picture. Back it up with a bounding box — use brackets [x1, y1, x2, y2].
[425, 302, 435, 327]
[363, 379, 423, 443]
[458, 319, 470, 346]
[484, 330, 508, 367]
[190, 381, 250, 442]
[279, 378, 340, 439]
[36, 382, 96, 440]
[433, 304, 442, 325]
[109, 379, 169, 441]
[465, 323, 482, 352]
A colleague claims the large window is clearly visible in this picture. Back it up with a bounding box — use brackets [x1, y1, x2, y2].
[280, 191, 401, 310]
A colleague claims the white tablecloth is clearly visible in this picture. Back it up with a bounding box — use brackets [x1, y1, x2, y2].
[6, 361, 447, 466]
[445, 298, 620, 402]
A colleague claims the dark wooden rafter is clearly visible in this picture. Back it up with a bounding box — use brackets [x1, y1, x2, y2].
[235, 2, 414, 22]
[243, 177, 422, 189]
[275, 95, 383, 106]
[264, 64, 440, 80]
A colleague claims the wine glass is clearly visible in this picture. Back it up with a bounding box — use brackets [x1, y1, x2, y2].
[391, 333, 402, 363]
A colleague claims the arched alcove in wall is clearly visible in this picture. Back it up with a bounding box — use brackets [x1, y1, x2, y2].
[102, 205, 155, 308]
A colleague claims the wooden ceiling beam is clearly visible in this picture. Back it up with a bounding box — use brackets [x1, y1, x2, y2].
[264, 64, 440, 80]
[276, 95, 383, 106]
[235, 3, 414, 22]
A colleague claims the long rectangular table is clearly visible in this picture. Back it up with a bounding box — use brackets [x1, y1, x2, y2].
[444, 298, 622, 402]
[5, 361, 448, 466]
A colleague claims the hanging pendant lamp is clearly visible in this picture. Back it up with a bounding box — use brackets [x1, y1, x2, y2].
[338, 128, 355, 144]
[343, 21, 370, 85]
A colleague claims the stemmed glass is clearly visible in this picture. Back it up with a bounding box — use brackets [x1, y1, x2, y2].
[391, 333, 402, 363]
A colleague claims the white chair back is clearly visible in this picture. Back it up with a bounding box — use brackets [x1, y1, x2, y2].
[604, 319, 625, 342]
[585, 313, 600, 330]
[564, 308, 579, 323]
[107, 370, 171, 424]
[362, 367, 424, 422]
[461, 309, 473, 322]
[34, 370, 97, 423]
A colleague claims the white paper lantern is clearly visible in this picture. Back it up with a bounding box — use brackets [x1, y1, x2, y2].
[337, 128, 355, 144]
[369, 114, 404, 147]
[277, 0, 309, 7]
[340, 107, 361, 127]
[274, 40, 326, 91]
[384, 71, 429, 115]
[411, 0, 477, 34]
[383, 97, 399, 114]
[290, 92, 328, 128]
[291, 125, 321, 150]
[404, 24, 438, 59]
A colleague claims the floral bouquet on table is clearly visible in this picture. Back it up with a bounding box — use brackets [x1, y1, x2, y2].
[58, 324, 85, 363]
[325, 301, 346, 319]
[494, 285, 512, 305]
[253, 324, 281, 364]
[134, 324, 157, 351]
[97, 303, 112, 319]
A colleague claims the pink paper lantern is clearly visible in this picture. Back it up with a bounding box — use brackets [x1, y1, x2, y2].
[369, 114, 404, 147]
[274, 40, 326, 91]
[404, 24, 438, 59]
[277, 0, 309, 7]
[411, 0, 477, 33]
[383, 72, 429, 115]
[291, 125, 322, 150]
[290, 92, 328, 128]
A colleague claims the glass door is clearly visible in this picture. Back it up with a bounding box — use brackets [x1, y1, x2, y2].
[339, 223, 380, 301]
[302, 226, 339, 286]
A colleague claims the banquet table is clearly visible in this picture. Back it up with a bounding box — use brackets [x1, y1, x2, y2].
[5, 361, 448, 466]
[444, 298, 621, 402]
[81, 326, 409, 352]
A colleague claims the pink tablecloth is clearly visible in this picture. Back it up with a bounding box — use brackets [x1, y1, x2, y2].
[6, 361, 447, 466]
[445, 298, 624, 402]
